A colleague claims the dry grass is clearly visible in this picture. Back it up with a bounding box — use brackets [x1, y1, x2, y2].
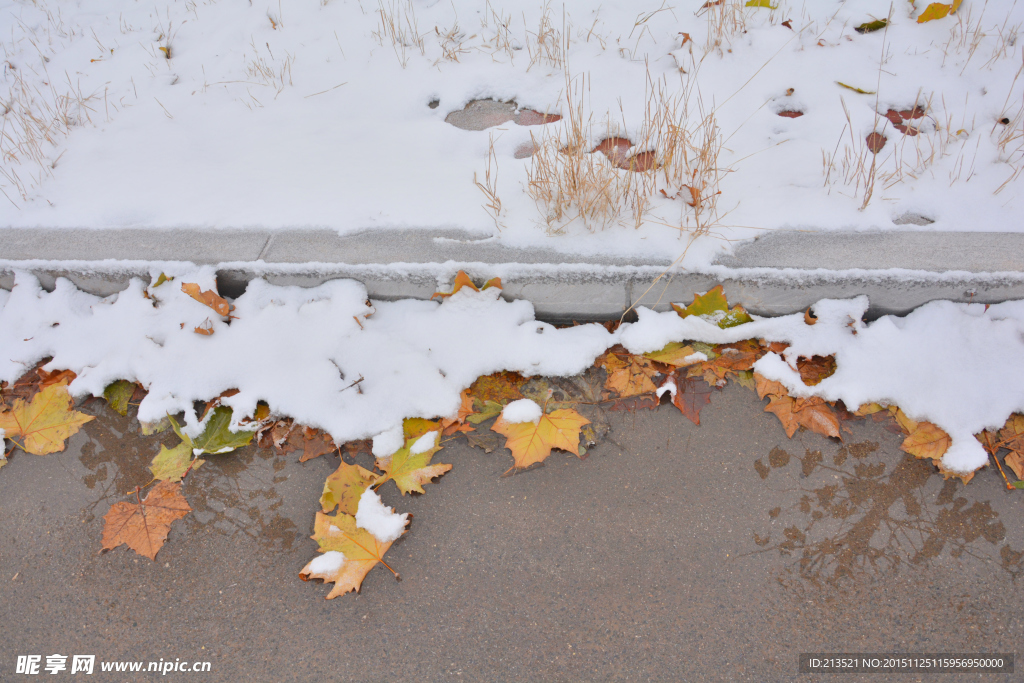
[527, 66, 726, 236]
[525, 2, 563, 72]
[372, 0, 425, 68]
[475, 133, 503, 230]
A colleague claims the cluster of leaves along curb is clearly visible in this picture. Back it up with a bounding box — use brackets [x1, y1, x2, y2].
[2, 274, 1023, 599]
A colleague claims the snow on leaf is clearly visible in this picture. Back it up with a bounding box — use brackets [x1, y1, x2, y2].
[180, 282, 230, 317]
[671, 286, 753, 328]
[916, 0, 962, 23]
[150, 442, 203, 483]
[320, 461, 380, 514]
[375, 434, 451, 495]
[492, 408, 590, 470]
[103, 380, 138, 416]
[101, 481, 192, 561]
[599, 349, 662, 398]
[0, 381, 94, 455]
[643, 342, 703, 367]
[300, 511, 402, 598]
[900, 422, 951, 461]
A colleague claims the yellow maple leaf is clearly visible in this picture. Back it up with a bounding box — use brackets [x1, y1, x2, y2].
[300, 511, 402, 598]
[900, 421, 951, 461]
[320, 461, 380, 513]
[642, 342, 703, 367]
[492, 408, 590, 470]
[375, 432, 452, 495]
[0, 381, 94, 455]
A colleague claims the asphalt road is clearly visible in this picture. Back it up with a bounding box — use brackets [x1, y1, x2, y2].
[1, 384, 1021, 682]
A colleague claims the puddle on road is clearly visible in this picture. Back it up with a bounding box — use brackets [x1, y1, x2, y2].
[72, 399, 306, 554]
[747, 439, 1021, 587]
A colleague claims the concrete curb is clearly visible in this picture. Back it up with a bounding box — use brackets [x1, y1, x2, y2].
[1, 228, 1022, 320]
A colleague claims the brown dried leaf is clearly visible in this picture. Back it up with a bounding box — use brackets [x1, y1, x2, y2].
[181, 282, 230, 317]
[101, 481, 192, 560]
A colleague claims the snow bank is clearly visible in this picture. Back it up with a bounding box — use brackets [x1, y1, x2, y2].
[624, 298, 1024, 474]
[1, 269, 1022, 476]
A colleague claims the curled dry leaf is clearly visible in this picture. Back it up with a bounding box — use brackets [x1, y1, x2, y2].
[181, 282, 231, 317]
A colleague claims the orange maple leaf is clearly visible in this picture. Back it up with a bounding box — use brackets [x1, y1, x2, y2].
[492, 408, 590, 470]
[101, 481, 192, 560]
[598, 349, 661, 398]
[432, 271, 502, 299]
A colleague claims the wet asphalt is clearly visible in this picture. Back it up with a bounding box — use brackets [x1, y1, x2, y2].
[1, 384, 1022, 682]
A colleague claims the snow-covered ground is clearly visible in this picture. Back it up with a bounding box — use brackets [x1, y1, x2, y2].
[1, 268, 1022, 477]
[1, 0, 1022, 266]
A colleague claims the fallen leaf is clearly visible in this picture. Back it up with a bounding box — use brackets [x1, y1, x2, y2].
[432, 271, 502, 299]
[300, 511, 403, 598]
[745, 0, 778, 7]
[181, 282, 230, 317]
[754, 372, 788, 400]
[796, 355, 837, 386]
[0, 381, 94, 455]
[320, 461, 380, 513]
[643, 342, 703, 367]
[599, 350, 662, 398]
[855, 402, 886, 416]
[837, 81, 876, 95]
[764, 395, 840, 439]
[671, 285, 752, 328]
[376, 434, 451, 495]
[150, 442, 203, 482]
[998, 413, 1024, 453]
[101, 481, 191, 560]
[1005, 451, 1024, 480]
[855, 18, 888, 33]
[466, 431, 501, 453]
[170, 406, 254, 456]
[103, 380, 137, 416]
[610, 394, 659, 412]
[667, 373, 717, 425]
[38, 368, 76, 388]
[916, 0, 962, 23]
[890, 407, 919, 434]
[468, 371, 526, 405]
[900, 421, 951, 461]
[781, 19, 793, 29]
[300, 427, 337, 463]
[493, 409, 590, 469]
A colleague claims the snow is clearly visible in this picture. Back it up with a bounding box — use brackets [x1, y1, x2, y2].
[410, 430, 438, 454]
[501, 398, 542, 424]
[307, 550, 346, 575]
[372, 425, 405, 458]
[355, 489, 409, 544]
[1, 0, 1022, 266]
[0, 268, 1021, 476]
[624, 297, 1024, 474]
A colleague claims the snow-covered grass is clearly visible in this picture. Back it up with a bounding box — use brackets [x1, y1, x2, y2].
[1, 0, 1022, 265]
[1, 269, 1022, 478]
